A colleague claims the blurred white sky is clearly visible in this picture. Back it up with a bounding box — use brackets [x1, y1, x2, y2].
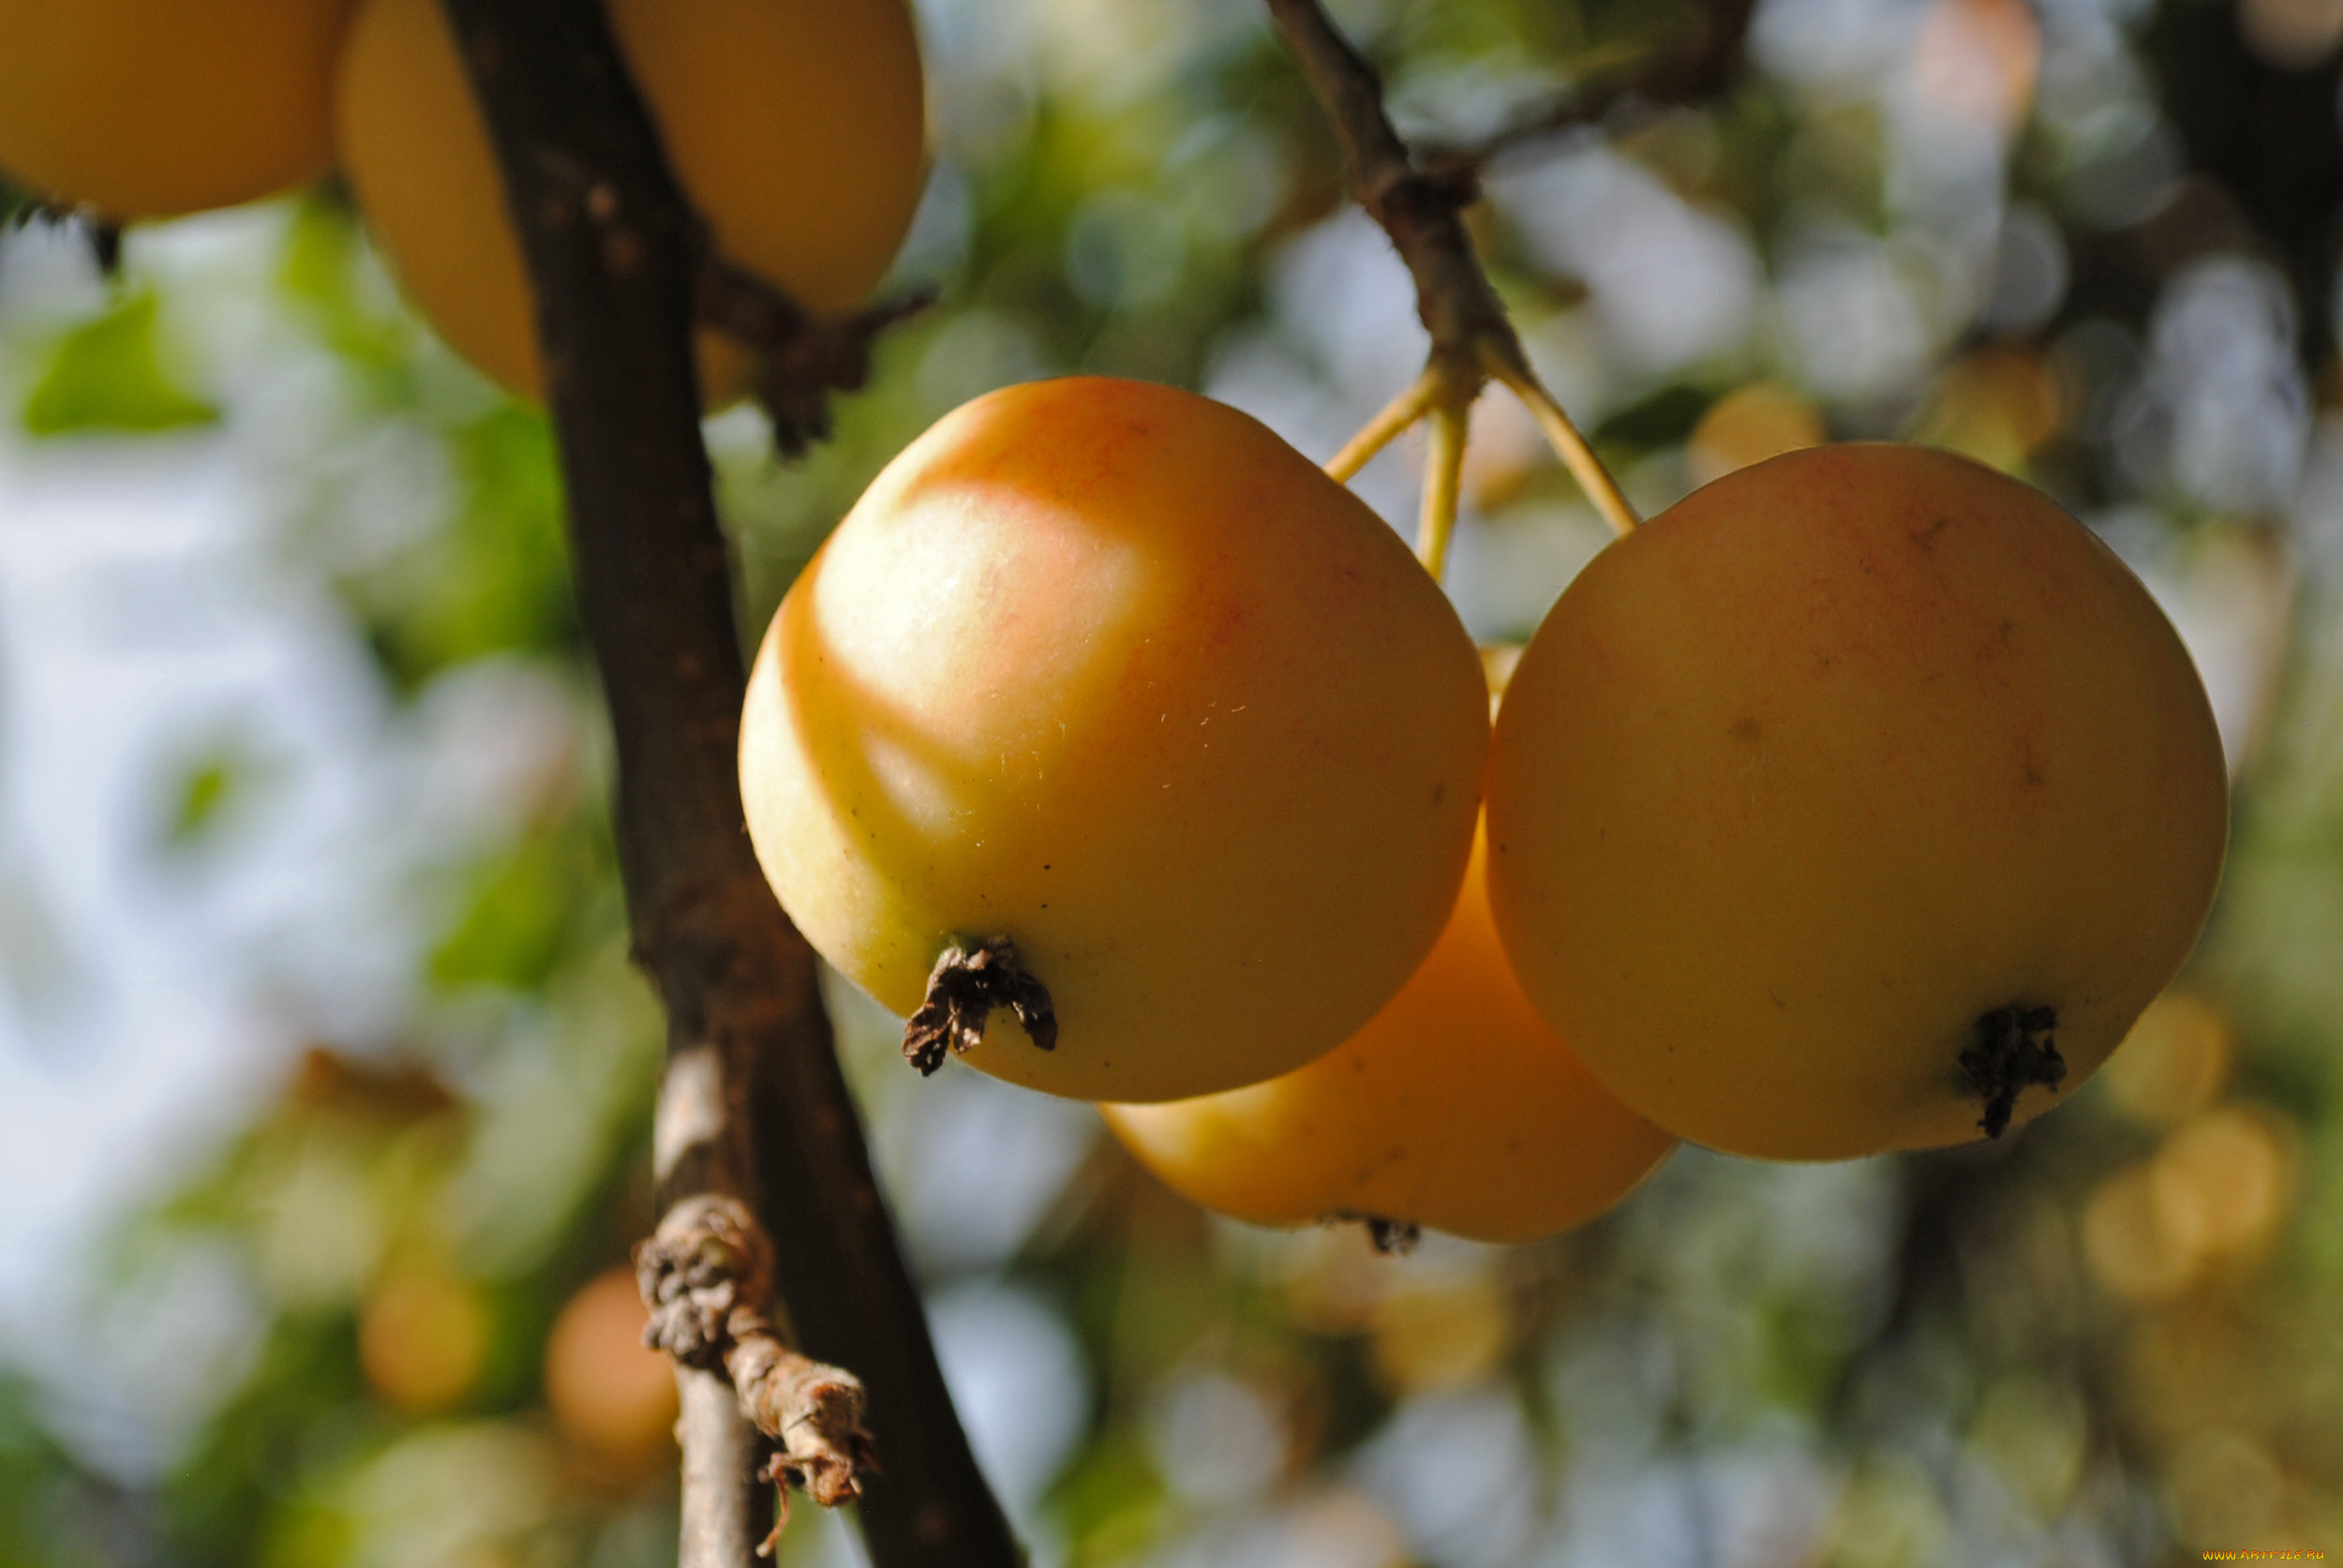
[0, 416, 402, 1470]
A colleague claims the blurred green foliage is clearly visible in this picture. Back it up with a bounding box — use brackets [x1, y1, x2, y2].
[21, 291, 216, 435]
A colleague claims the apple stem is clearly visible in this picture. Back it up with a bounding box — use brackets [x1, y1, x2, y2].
[1325, 368, 1441, 483]
[1485, 349, 1642, 537]
[1419, 397, 1470, 577]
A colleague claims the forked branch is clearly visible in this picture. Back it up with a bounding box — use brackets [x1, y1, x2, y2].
[1266, 0, 1756, 546]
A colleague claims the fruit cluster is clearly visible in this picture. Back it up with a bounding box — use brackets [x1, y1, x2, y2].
[8, 5, 2228, 1251]
[0, 0, 927, 401]
[739, 376, 2229, 1245]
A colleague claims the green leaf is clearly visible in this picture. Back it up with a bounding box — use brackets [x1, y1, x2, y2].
[346, 408, 578, 694]
[22, 291, 219, 436]
[1049, 1430, 1163, 1567]
[428, 820, 607, 993]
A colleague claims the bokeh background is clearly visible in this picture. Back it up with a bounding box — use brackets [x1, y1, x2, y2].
[2, 0, 2339, 1561]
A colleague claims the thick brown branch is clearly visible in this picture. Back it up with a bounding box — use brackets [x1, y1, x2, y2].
[435, 3, 1019, 1565]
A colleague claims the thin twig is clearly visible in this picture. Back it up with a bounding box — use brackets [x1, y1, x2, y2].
[1485, 349, 1639, 536]
[1416, 0, 1760, 174]
[1268, 0, 1751, 538]
[1266, 0, 1515, 381]
[1326, 368, 1440, 482]
[1410, 42, 1649, 172]
[1264, 0, 1601, 526]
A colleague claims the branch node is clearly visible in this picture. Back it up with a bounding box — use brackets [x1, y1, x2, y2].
[902, 935, 1058, 1074]
[636, 1193, 775, 1372]
[1369, 164, 1480, 231]
[694, 247, 937, 456]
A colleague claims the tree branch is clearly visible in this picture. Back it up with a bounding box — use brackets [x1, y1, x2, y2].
[1263, 0, 1754, 536]
[694, 252, 936, 456]
[1267, 0, 1755, 342]
[638, 1195, 881, 1557]
[433, 3, 1019, 1564]
[1414, 0, 1758, 174]
[1266, 0, 1515, 386]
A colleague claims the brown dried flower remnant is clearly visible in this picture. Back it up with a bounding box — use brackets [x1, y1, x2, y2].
[902, 935, 1058, 1074]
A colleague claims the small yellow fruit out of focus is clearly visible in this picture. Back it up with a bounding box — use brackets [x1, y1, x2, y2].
[334, 0, 926, 399]
[1685, 382, 1825, 487]
[360, 1265, 489, 1415]
[0, 0, 353, 219]
[2097, 992, 2231, 1127]
[545, 1267, 679, 1471]
[740, 377, 1489, 1103]
[1104, 821, 1673, 1243]
[2082, 1103, 2296, 1303]
[1487, 443, 2228, 1160]
[1368, 1274, 1512, 1393]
